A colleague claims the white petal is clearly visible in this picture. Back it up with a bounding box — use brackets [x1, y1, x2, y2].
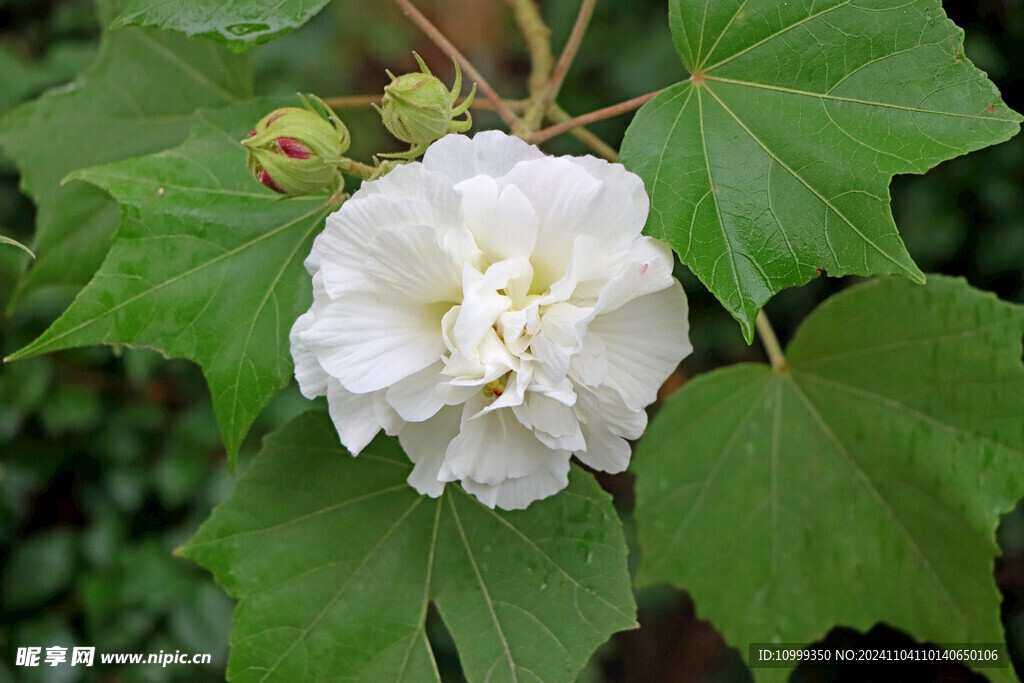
[461, 454, 571, 510]
[513, 393, 585, 452]
[566, 154, 650, 235]
[386, 361, 446, 422]
[458, 177, 539, 263]
[290, 310, 328, 398]
[575, 424, 631, 474]
[364, 224, 463, 304]
[439, 398, 557, 485]
[575, 384, 647, 439]
[452, 266, 511, 354]
[315, 174, 462, 299]
[591, 237, 676, 315]
[302, 293, 447, 393]
[398, 406, 461, 498]
[422, 131, 545, 184]
[587, 281, 692, 410]
[530, 302, 591, 380]
[326, 378, 382, 454]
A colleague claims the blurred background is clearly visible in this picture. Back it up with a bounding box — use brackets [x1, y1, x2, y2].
[0, 0, 1022, 680]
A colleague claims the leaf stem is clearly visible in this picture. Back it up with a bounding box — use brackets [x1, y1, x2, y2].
[529, 90, 661, 145]
[394, 0, 519, 128]
[755, 310, 787, 372]
[545, 105, 618, 161]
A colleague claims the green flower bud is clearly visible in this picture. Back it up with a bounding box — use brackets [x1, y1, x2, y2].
[241, 94, 350, 195]
[374, 53, 475, 160]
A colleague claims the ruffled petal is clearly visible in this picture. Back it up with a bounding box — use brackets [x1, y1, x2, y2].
[364, 224, 464, 304]
[422, 130, 545, 184]
[439, 398, 558, 485]
[587, 281, 692, 410]
[326, 378, 382, 455]
[302, 293, 447, 394]
[386, 361, 446, 422]
[399, 406, 461, 498]
[458, 177, 540, 264]
[460, 453, 571, 510]
[575, 424, 631, 474]
[290, 310, 328, 398]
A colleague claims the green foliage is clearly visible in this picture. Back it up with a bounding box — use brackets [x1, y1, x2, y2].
[109, 0, 333, 51]
[0, 16, 251, 310]
[6, 101, 332, 461]
[181, 410, 637, 682]
[620, 0, 1022, 339]
[634, 276, 1024, 680]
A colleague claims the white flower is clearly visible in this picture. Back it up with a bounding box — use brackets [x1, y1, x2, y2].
[290, 131, 691, 509]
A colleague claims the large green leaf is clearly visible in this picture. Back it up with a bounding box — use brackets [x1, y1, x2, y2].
[0, 10, 251, 311]
[634, 276, 1024, 680]
[110, 0, 332, 51]
[5, 101, 331, 460]
[620, 0, 1021, 340]
[180, 410, 636, 682]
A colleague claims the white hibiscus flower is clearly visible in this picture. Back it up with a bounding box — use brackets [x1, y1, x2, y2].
[290, 130, 691, 509]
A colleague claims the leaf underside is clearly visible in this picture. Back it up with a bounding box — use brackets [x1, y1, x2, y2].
[0, 16, 251, 311]
[180, 410, 637, 682]
[620, 0, 1022, 340]
[634, 276, 1024, 682]
[109, 0, 333, 51]
[6, 101, 330, 461]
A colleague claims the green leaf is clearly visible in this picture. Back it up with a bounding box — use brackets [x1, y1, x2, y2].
[180, 410, 637, 682]
[5, 101, 332, 461]
[633, 276, 1024, 680]
[109, 0, 332, 51]
[0, 17, 251, 311]
[620, 0, 1022, 340]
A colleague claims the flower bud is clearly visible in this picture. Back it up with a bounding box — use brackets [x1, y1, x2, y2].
[242, 95, 350, 195]
[374, 53, 475, 158]
[380, 71, 453, 145]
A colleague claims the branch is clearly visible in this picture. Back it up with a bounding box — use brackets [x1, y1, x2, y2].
[393, 0, 519, 128]
[529, 90, 660, 145]
[323, 95, 529, 113]
[545, 105, 618, 161]
[543, 0, 597, 110]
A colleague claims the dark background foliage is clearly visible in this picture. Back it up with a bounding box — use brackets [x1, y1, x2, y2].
[0, 1, 1021, 680]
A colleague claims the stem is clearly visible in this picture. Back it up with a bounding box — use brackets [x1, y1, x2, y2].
[335, 157, 377, 181]
[530, 90, 661, 145]
[546, 105, 618, 161]
[509, 0, 554, 136]
[393, 0, 519, 128]
[509, 0, 553, 97]
[542, 0, 597, 111]
[755, 310, 787, 372]
[323, 95, 529, 113]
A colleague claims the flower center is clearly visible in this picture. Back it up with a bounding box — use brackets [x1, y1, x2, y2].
[482, 374, 509, 399]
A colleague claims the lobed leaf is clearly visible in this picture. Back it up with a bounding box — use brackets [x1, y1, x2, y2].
[180, 410, 637, 682]
[5, 101, 331, 461]
[0, 12, 251, 311]
[633, 276, 1024, 681]
[109, 0, 333, 51]
[620, 0, 1022, 340]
